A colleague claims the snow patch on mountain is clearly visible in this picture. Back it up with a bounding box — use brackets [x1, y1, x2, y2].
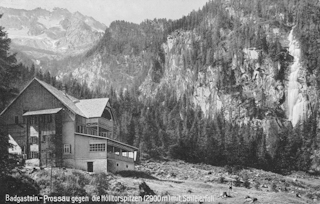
[38, 16, 64, 29]
[0, 6, 107, 68]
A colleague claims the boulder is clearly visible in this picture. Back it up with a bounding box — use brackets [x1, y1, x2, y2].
[139, 181, 156, 197]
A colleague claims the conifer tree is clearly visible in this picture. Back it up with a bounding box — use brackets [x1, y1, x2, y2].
[0, 14, 20, 111]
[0, 14, 21, 177]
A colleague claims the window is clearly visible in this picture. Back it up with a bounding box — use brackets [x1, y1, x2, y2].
[114, 147, 120, 155]
[107, 145, 114, 153]
[45, 115, 52, 123]
[40, 115, 52, 123]
[88, 128, 97, 135]
[122, 150, 128, 157]
[107, 132, 113, 138]
[30, 136, 38, 144]
[30, 116, 38, 124]
[77, 125, 85, 133]
[64, 144, 71, 154]
[42, 135, 46, 143]
[39, 116, 44, 123]
[89, 143, 105, 152]
[128, 152, 134, 158]
[30, 117, 35, 124]
[100, 132, 108, 137]
[15, 116, 19, 124]
[29, 151, 38, 159]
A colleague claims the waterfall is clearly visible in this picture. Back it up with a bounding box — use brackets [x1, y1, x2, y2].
[287, 26, 308, 126]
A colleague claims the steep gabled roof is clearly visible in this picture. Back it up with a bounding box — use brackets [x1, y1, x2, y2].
[0, 79, 33, 116]
[0, 78, 85, 117]
[0, 78, 111, 119]
[76, 98, 109, 118]
[35, 78, 85, 117]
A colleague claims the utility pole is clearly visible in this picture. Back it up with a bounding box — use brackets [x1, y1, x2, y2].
[50, 135, 54, 194]
[50, 164, 53, 194]
[38, 115, 42, 167]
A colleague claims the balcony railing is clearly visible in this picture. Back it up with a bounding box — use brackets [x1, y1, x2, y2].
[76, 125, 98, 135]
[76, 125, 112, 138]
[86, 118, 113, 131]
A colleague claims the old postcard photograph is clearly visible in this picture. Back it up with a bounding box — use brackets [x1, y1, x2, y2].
[0, 0, 320, 203]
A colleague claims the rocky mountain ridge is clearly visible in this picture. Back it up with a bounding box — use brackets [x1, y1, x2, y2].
[0, 6, 106, 70]
[56, 19, 167, 90]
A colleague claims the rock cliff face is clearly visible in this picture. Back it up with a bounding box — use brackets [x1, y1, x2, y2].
[138, 18, 313, 158]
[58, 52, 145, 91]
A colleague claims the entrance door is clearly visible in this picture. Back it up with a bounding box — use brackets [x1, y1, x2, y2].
[87, 162, 93, 172]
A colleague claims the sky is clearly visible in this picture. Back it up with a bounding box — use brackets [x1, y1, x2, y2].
[1, 0, 209, 26]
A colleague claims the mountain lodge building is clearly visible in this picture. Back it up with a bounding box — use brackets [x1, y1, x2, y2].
[0, 78, 138, 173]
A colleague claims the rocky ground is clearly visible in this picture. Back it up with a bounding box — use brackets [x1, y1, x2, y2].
[133, 160, 320, 203]
[11, 160, 320, 204]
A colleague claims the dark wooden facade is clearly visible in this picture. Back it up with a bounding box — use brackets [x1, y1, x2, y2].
[0, 80, 69, 166]
[0, 78, 138, 172]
